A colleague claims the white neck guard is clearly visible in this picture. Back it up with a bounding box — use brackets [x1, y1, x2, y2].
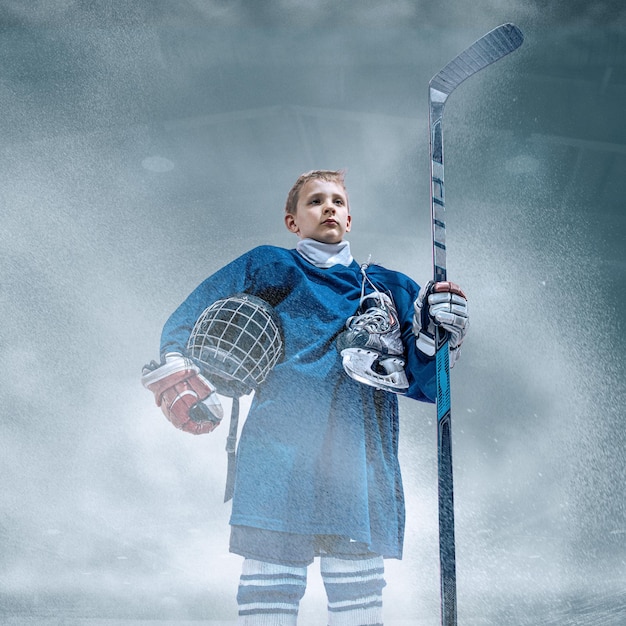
[296, 238, 354, 268]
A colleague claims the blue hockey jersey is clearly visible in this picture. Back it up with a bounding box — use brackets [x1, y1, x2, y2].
[160, 245, 436, 558]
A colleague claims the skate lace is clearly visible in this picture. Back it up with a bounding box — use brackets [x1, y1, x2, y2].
[346, 260, 393, 334]
[347, 306, 391, 333]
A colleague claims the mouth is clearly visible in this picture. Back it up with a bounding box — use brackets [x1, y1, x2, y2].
[322, 219, 338, 226]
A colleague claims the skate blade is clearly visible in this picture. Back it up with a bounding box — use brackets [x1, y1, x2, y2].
[341, 348, 409, 394]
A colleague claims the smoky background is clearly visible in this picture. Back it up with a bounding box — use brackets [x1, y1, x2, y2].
[1, 1, 624, 624]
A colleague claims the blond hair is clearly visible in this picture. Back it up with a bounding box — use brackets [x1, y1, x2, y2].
[284, 170, 347, 215]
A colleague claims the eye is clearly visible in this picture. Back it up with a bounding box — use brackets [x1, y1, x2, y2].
[334, 198, 344, 205]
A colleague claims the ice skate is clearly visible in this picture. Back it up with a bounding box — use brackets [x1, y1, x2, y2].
[337, 291, 409, 393]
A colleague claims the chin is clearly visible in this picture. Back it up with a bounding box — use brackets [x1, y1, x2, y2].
[316, 233, 343, 244]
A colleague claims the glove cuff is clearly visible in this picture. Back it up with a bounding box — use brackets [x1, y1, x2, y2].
[415, 332, 436, 357]
[141, 354, 198, 389]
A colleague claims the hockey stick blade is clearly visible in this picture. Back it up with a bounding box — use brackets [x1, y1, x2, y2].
[429, 23, 524, 100]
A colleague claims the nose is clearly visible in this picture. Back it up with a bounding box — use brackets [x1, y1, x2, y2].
[323, 198, 335, 213]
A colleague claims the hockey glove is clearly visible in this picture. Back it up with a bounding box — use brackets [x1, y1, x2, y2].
[413, 281, 469, 366]
[141, 353, 224, 435]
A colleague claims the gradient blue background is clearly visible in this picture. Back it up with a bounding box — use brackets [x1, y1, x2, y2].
[1, 2, 624, 624]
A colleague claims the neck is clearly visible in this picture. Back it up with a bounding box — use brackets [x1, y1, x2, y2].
[296, 238, 353, 268]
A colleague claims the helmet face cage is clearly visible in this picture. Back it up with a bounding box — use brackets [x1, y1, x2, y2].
[187, 294, 284, 397]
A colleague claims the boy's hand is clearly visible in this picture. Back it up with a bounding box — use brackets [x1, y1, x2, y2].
[141, 353, 224, 434]
[413, 281, 469, 366]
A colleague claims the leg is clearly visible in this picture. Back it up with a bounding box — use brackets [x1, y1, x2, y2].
[237, 558, 308, 626]
[320, 554, 386, 626]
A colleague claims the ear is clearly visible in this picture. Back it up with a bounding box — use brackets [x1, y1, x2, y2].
[345, 214, 352, 233]
[284, 212, 299, 235]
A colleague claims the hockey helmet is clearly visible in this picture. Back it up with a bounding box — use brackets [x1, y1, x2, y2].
[187, 293, 283, 397]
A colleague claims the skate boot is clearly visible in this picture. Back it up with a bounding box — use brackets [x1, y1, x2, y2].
[337, 291, 409, 393]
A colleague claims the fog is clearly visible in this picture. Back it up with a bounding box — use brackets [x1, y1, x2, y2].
[1, 1, 625, 624]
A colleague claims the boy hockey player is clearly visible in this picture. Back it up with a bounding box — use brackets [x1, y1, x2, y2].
[143, 170, 468, 625]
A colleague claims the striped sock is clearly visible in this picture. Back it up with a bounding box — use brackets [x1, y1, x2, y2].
[237, 558, 308, 626]
[320, 555, 386, 626]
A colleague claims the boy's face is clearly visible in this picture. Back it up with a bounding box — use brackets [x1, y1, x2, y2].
[284, 179, 351, 244]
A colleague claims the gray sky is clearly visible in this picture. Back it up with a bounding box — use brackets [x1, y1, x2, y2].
[1, 1, 625, 624]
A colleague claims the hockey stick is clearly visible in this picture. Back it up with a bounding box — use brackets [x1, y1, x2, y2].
[428, 23, 524, 626]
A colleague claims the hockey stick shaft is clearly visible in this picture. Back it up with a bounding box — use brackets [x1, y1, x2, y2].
[428, 23, 523, 626]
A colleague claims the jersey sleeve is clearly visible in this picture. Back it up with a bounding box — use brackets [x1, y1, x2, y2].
[385, 271, 437, 403]
[159, 246, 280, 358]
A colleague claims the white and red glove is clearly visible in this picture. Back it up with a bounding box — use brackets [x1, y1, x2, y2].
[413, 281, 469, 366]
[141, 353, 223, 435]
